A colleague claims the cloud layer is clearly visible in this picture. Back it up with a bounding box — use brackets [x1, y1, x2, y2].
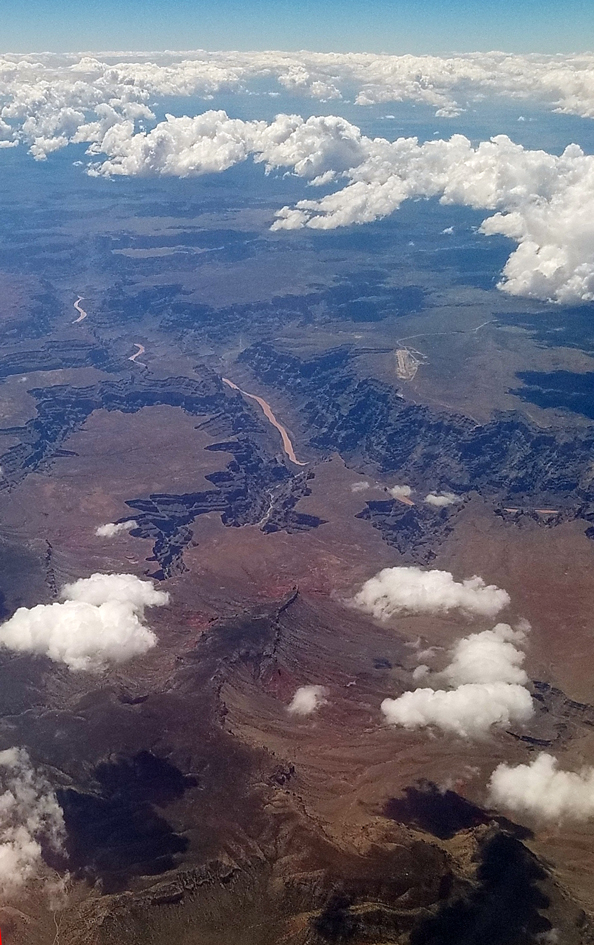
[1, 52, 594, 302]
[271, 131, 594, 305]
[0, 573, 169, 671]
[0, 747, 64, 896]
[4, 49, 594, 162]
[353, 566, 510, 620]
[381, 623, 533, 738]
[489, 753, 594, 821]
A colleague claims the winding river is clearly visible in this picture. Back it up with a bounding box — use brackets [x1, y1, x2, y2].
[73, 296, 88, 323]
[222, 377, 307, 466]
[129, 343, 146, 365]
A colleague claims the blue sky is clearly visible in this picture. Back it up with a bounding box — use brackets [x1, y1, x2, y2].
[1, 0, 593, 54]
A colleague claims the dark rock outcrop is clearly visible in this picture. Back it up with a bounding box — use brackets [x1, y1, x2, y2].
[0, 339, 116, 378]
[0, 369, 259, 489]
[126, 459, 325, 578]
[100, 271, 425, 345]
[239, 343, 594, 530]
[126, 437, 288, 579]
[356, 498, 460, 563]
[0, 367, 325, 576]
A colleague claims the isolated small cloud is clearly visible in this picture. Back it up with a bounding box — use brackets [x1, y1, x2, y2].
[0, 573, 169, 671]
[424, 491, 460, 507]
[389, 484, 412, 499]
[417, 646, 439, 661]
[0, 747, 64, 897]
[351, 480, 370, 493]
[381, 621, 533, 738]
[95, 520, 137, 537]
[412, 664, 430, 681]
[287, 685, 328, 716]
[352, 566, 510, 620]
[489, 753, 594, 822]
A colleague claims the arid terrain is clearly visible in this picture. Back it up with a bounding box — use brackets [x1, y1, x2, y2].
[0, 99, 593, 944]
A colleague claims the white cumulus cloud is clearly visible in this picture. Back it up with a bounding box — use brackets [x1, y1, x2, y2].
[271, 132, 594, 305]
[382, 682, 533, 739]
[0, 573, 169, 671]
[0, 747, 64, 897]
[442, 623, 529, 687]
[352, 566, 510, 620]
[88, 110, 367, 181]
[489, 753, 594, 822]
[287, 685, 328, 716]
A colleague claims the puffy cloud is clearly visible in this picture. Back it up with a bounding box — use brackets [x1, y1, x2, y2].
[352, 566, 510, 620]
[95, 520, 137, 537]
[60, 572, 168, 608]
[489, 753, 594, 822]
[442, 623, 529, 687]
[350, 480, 370, 493]
[381, 621, 533, 738]
[88, 110, 366, 181]
[287, 685, 328, 716]
[382, 682, 533, 739]
[389, 484, 412, 499]
[0, 573, 169, 671]
[89, 111, 265, 178]
[0, 747, 64, 897]
[424, 491, 459, 507]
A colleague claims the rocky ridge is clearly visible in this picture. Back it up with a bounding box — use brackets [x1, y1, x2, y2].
[0, 368, 325, 574]
[239, 343, 594, 534]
